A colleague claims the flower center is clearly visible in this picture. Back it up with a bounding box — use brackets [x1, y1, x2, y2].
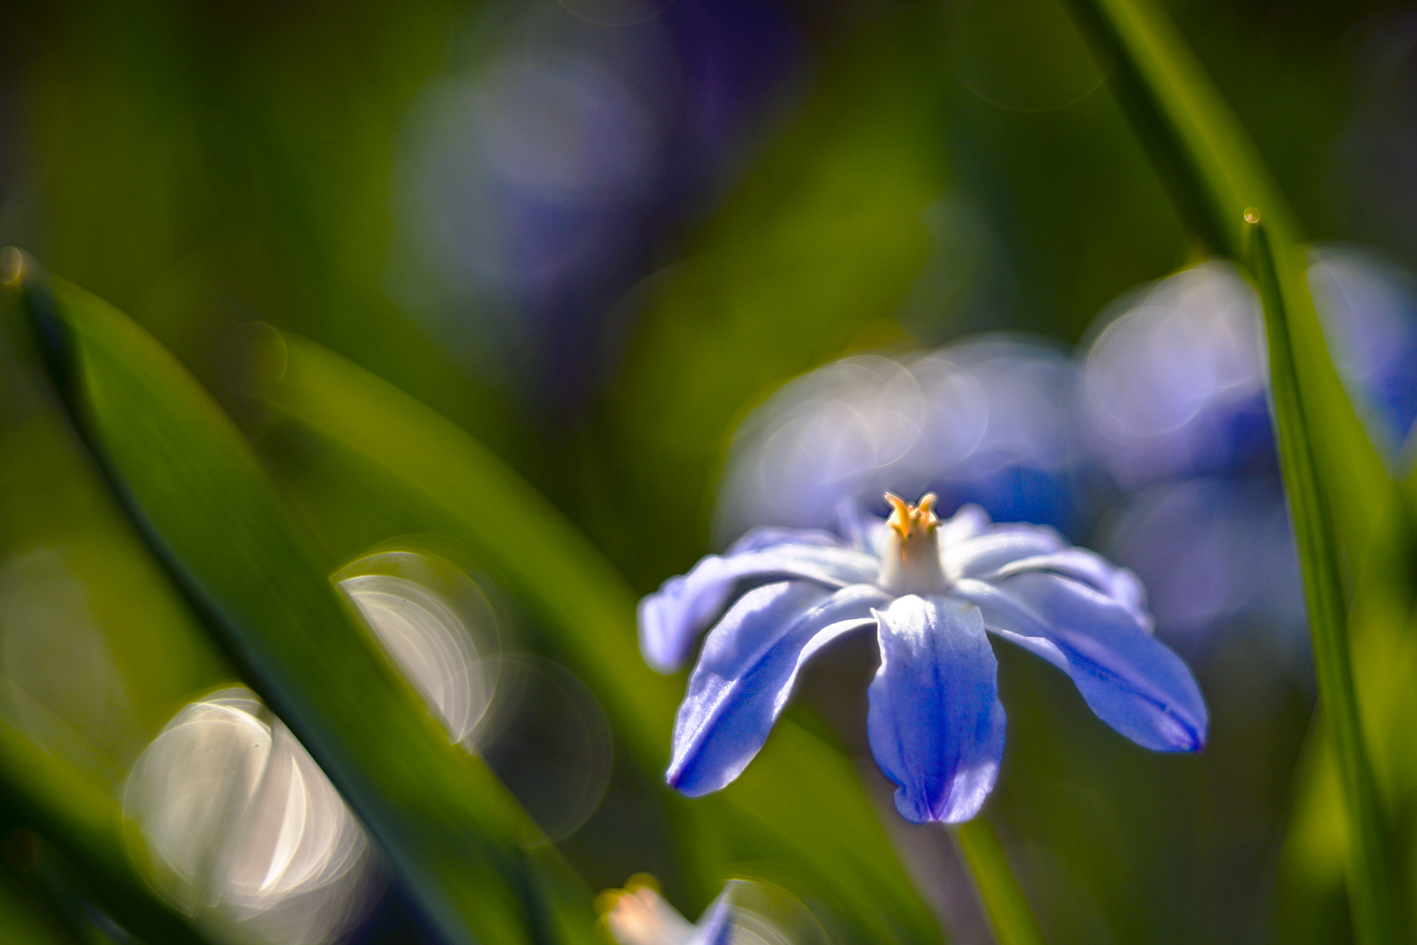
[877, 492, 951, 595]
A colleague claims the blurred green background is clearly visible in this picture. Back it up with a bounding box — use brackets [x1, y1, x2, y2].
[2, 0, 1415, 942]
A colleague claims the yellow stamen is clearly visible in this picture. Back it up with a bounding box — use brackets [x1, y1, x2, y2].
[885, 492, 940, 560]
[885, 492, 911, 541]
[878, 492, 949, 594]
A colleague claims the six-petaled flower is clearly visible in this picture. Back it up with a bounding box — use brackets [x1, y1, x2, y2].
[639, 494, 1207, 824]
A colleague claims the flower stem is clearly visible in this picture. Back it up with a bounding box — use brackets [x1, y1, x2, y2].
[1056, 0, 1399, 941]
[956, 819, 1046, 945]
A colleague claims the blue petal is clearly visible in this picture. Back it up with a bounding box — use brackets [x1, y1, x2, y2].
[668, 582, 887, 795]
[639, 544, 880, 673]
[690, 893, 733, 945]
[867, 595, 1006, 824]
[944, 523, 1066, 580]
[954, 573, 1207, 751]
[985, 548, 1152, 631]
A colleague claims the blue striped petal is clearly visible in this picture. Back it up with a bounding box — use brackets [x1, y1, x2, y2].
[867, 595, 1006, 824]
[639, 544, 880, 673]
[944, 522, 1066, 581]
[954, 573, 1206, 752]
[985, 547, 1152, 631]
[668, 582, 888, 795]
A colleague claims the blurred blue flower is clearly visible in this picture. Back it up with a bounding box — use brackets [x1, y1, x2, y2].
[714, 336, 1082, 544]
[641, 495, 1206, 824]
[1079, 249, 1417, 651]
[1081, 251, 1417, 488]
[1309, 244, 1417, 466]
[1080, 261, 1272, 489]
[1098, 477, 1305, 648]
[396, 0, 802, 404]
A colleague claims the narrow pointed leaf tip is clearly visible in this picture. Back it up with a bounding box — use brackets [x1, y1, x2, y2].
[1054, 0, 1395, 933]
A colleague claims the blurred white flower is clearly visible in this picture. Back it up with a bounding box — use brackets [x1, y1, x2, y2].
[605, 884, 723, 945]
[337, 550, 612, 842]
[340, 572, 491, 745]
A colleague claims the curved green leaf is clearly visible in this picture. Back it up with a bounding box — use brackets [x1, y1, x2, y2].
[265, 331, 942, 943]
[3, 251, 592, 945]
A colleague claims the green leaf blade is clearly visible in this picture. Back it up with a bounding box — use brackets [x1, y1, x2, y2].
[1063, 0, 1389, 551]
[0, 712, 210, 945]
[1247, 223, 1396, 945]
[6, 252, 591, 945]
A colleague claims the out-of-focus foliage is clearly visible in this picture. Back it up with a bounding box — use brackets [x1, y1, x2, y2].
[8, 259, 597, 945]
[263, 329, 939, 940]
[2, 0, 1417, 943]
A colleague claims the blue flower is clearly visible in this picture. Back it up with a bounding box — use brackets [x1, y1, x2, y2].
[639, 494, 1207, 824]
[1080, 261, 1274, 488]
[1308, 244, 1417, 468]
[1081, 250, 1417, 488]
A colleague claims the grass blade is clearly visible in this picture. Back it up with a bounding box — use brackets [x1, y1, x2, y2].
[0, 713, 210, 945]
[3, 251, 592, 945]
[1247, 220, 1396, 944]
[1054, 1, 1402, 940]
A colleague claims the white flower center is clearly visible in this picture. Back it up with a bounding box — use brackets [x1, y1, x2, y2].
[876, 492, 951, 595]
